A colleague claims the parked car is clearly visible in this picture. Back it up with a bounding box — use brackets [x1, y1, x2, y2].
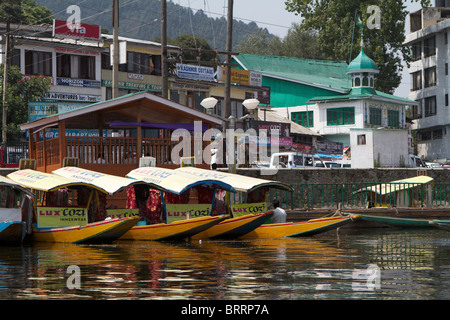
[269, 152, 325, 168]
[324, 160, 351, 168]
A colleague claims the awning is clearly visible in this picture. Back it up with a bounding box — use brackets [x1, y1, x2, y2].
[7, 169, 101, 192]
[358, 176, 434, 195]
[0, 176, 35, 197]
[126, 167, 236, 195]
[175, 167, 294, 193]
[53, 167, 146, 195]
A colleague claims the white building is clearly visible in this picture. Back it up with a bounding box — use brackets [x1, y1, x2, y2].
[404, 4, 450, 162]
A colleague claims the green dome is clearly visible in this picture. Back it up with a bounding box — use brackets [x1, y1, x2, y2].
[347, 48, 379, 74]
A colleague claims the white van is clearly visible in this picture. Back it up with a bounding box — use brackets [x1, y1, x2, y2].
[409, 154, 426, 168]
[269, 152, 325, 168]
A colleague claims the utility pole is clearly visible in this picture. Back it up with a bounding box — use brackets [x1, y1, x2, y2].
[2, 22, 10, 143]
[161, 0, 168, 99]
[224, 0, 233, 119]
[112, 0, 119, 99]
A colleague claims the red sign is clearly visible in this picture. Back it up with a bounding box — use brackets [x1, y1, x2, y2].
[53, 19, 100, 40]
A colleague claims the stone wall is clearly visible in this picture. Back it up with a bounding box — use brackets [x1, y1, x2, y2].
[234, 168, 450, 184]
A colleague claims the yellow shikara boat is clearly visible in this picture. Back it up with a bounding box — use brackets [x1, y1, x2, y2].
[32, 217, 139, 244]
[119, 215, 226, 241]
[124, 167, 237, 241]
[239, 215, 362, 240]
[7, 169, 140, 244]
[190, 211, 274, 240]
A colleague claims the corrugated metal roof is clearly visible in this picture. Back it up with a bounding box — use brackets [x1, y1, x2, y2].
[234, 54, 351, 92]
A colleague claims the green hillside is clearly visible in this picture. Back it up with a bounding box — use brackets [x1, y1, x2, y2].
[35, 0, 272, 51]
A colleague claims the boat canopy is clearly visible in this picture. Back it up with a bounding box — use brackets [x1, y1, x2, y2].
[126, 167, 236, 195]
[53, 167, 146, 195]
[175, 167, 294, 193]
[7, 169, 103, 193]
[358, 176, 434, 195]
[0, 175, 35, 197]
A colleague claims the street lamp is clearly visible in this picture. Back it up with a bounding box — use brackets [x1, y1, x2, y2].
[201, 97, 218, 115]
[242, 98, 259, 110]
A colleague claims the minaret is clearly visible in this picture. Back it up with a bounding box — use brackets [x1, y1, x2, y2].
[346, 21, 379, 93]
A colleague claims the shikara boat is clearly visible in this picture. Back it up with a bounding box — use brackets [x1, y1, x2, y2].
[239, 215, 362, 239]
[353, 176, 444, 228]
[0, 176, 35, 245]
[191, 211, 274, 240]
[7, 169, 138, 244]
[429, 220, 450, 231]
[122, 166, 238, 240]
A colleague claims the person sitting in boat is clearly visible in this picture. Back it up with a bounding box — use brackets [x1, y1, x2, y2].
[272, 199, 286, 223]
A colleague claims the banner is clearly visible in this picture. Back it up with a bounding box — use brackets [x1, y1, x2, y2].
[106, 208, 140, 219]
[37, 207, 88, 228]
[231, 202, 267, 218]
[165, 204, 211, 224]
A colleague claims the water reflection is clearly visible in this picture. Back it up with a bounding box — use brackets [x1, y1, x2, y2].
[0, 229, 450, 300]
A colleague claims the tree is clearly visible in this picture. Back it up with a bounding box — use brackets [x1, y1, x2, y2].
[284, 0, 431, 94]
[170, 34, 216, 66]
[0, 0, 53, 25]
[236, 24, 321, 60]
[0, 65, 51, 141]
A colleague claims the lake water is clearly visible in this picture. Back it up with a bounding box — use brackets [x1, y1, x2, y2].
[1, 227, 450, 305]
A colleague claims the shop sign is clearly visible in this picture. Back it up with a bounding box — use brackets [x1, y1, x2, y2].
[176, 63, 215, 82]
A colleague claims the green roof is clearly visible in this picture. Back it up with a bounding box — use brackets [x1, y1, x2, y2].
[309, 88, 419, 106]
[233, 54, 351, 92]
[347, 48, 379, 74]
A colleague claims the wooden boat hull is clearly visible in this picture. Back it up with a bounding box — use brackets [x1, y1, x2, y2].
[191, 211, 274, 240]
[119, 215, 227, 241]
[239, 215, 361, 239]
[0, 221, 26, 245]
[359, 214, 450, 228]
[429, 220, 450, 231]
[32, 217, 138, 244]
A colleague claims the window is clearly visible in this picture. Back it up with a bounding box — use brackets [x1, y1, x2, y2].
[446, 94, 448, 107]
[412, 71, 422, 91]
[125, 51, 161, 75]
[326, 107, 355, 125]
[424, 66, 436, 88]
[357, 134, 366, 145]
[424, 36, 436, 57]
[418, 130, 432, 141]
[56, 54, 96, 80]
[25, 50, 52, 76]
[412, 42, 421, 61]
[433, 129, 443, 139]
[424, 96, 437, 117]
[387, 110, 399, 128]
[292, 111, 313, 127]
[369, 107, 382, 126]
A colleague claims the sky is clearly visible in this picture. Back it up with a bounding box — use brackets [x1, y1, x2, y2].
[176, 0, 425, 99]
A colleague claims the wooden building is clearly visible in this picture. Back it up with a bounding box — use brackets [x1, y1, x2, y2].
[22, 91, 223, 177]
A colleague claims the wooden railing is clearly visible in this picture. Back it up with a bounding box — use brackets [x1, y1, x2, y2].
[35, 136, 210, 169]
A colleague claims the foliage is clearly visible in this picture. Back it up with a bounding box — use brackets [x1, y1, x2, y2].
[0, 0, 53, 24]
[236, 24, 321, 60]
[284, 0, 432, 94]
[0, 65, 51, 141]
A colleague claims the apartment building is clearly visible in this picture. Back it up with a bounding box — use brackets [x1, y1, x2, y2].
[404, 3, 450, 161]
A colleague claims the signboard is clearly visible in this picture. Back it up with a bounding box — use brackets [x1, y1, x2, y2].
[217, 67, 262, 86]
[53, 19, 101, 40]
[28, 101, 88, 122]
[37, 207, 88, 228]
[106, 208, 140, 219]
[253, 121, 291, 138]
[316, 141, 344, 155]
[165, 204, 211, 224]
[231, 202, 267, 218]
[56, 77, 101, 88]
[176, 63, 215, 82]
[102, 80, 162, 92]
